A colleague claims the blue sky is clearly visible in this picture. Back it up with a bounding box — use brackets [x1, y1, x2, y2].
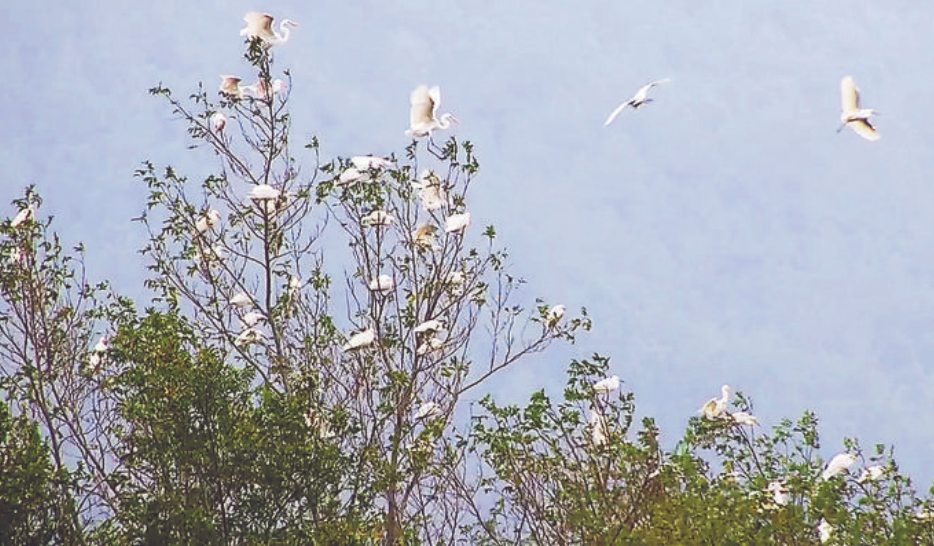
[5, 1, 934, 483]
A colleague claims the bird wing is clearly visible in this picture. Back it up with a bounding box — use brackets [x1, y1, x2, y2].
[242, 12, 275, 39]
[428, 86, 442, 118]
[840, 76, 859, 113]
[410, 85, 436, 128]
[848, 119, 880, 141]
[604, 101, 630, 126]
[650, 77, 672, 87]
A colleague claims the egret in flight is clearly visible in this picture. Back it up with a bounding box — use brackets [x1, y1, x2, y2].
[838, 76, 880, 141]
[604, 78, 671, 126]
[406, 85, 458, 140]
[241, 12, 298, 46]
[700, 385, 731, 420]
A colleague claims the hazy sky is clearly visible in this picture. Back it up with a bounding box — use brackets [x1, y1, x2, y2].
[5, 1, 934, 483]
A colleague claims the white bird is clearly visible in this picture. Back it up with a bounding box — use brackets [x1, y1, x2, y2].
[445, 212, 471, 233]
[343, 328, 376, 352]
[88, 335, 110, 372]
[731, 411, 759, 427]
[414, 401, 444, 420]
[195, 209, 221, 234]
[368, 274, 394, 295]
[351, 156, 395, 171]
[857, 465, 886, 483]
[593, 375, 621, 394]
[415, 170, 449, 211]
[414, 319, 444, 334]
[412, 224, 440, 251]
[239, 311, 265, 329]
[210, 112, 227, 132]
[822, 452, 857, 480]
[817, 519, 833, 543]
[838, 76, 880, 141]
[229, 292, 253, 308]
[248, 184, 281, 201]
[242, 79, 288, 100]
[545, 304, 566, 329]
[10, 207, 34, 228]
[361, 210, 395, 227]
[240, 12, 298, 46]
[219, 75, 243, 98]
[234, 327, 265, 347]
[406, 85, 458, 139]
[589, 408, 609, 447]
[766, 481, 789, 507]
[700, 385, 732, 420]
[604, 78, 671, 126]
[416, 336, 444, 355]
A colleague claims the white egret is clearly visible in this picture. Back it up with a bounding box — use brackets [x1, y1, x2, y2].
[248, 184, 281, 201]
[414, 319, 444, 335]
[593, 375, 621, 394]
[219, 75, 243, 98]
[416, 336, 444, 355]
[229, 292, 253, 309]
[351, 156, 395, 171]
[700, 385, 732, 420]
[444, 271, 465, 286]
[412, 224, 440, 251]
[822, 452, 857, 480]
[604, 78, 671, 126]
[766, 481, 789, 507]
[589, 408, 609, 447]
[413, 170, 448, 211]
[445, 212, 471, 233]
[838, 76, 880, 141]
[241, 12, 298, 46]
[239, 311, 265, 329]
[234, 327, 265, 347]
[10, 207, 34, 228]
[406, 85, 458, 139]
[210, 113, 227, 132]
[545, 304, 566, 329]
[731, 411, 759, 427]
[857, 465, 886, 483]
[242, 79, 287, 100]
[343, 328, 376, 351]
[368, 274, 394, 295]
[361, 210, 395, 227]
[209, 245, 228, 262]
[289, 276, 302, 294]
[414, 401, 443, 420]
[88, 335, 110, 371]
[195, 209, 221, 234]
[817, 519, 833, 543]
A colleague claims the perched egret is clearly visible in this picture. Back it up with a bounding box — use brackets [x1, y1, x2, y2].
[817, 519, 833, 543]
[444, 271, 465, 286]
[822, 452, 857, 480]
[210, 112, 227, 132]
[351, 156, 395, 171]
[234, 327, 265, 346]
[593, 375, 621, 394]
[219, 75, 243, 98]
[589, 409, 609, 447]
[242, 79, 288, 100]
[545, 304, 566, 329]
[361, 210, 395, 227]
[412, 224, 440, 251]
[414, 319, 444, 334]
[10, 207, 34, 228]
[343, 328, 376, 352]
[368, 274, 394, 295]
[241, 12, 298, 46]
[406, 85, 458, 139]
[288, 276, 302, 294]
[766, 481, 789, 507]
[731, 411, 759, 427]
[248, 184, 281, 201]
[413, 170, 448, 211]
[195, 209, 221, 234]
[229, 292, 253, 309]
[416, 336, 444, 355]
[239, 311, 265, 329]
[604, 78, 671, 126]
[414, 401, 444, 420]
[88, 335, 110, 371]
[838, 76, 880, 141]
[701, 385, 732, 420]
[445, 212, 471, 233]
[857, 465, 886, 483]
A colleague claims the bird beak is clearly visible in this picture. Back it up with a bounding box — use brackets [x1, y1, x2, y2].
[451, 116, 460, 125]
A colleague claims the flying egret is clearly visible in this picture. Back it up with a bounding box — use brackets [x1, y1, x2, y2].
[248, 184, 281, 201]
[445, 212, 471, 233]
[593, 375, 621, 394]
[731, 411, 759, 427]
[195, 209, 221, 234]
[416, 336, 444, 355]
[412, 224, 440, 251]
[822, 452, 857, 480]
[361, 210, 395, 227]
[210, 113, 227, 132]
[604, 78, 671, 126]
[343, 328, 376, 351]
[241, 12, 298, 46]
[219, 75, 243, 98]
[766, 481, 789, 507]
[838, 76, 880, 141]
[857, 465, 886, 483]
[545, 304, 566, 329]
[414, 401, 444, 420]
[229, 292, 253, 308]
[368, 275, 394, 295]
[10, 207, 34, 228]
[817, 519, 833, 543]
[700, 385, 732, 420]
[406, 85, 458, 140]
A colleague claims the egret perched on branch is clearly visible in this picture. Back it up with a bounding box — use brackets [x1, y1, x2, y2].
[361, 210, 395, 227]
[229, 292, 253, 309]
[210, 113, 227, 132]
[593, 375, 621, 394]
[412, 224, 440, 251]
[351, 156, 395, 171]
[242, 79, 288, 100]
[248, 184, 281, 201]
[195, 209, 221, 234]
[545, 304, 566, 329]
[241, 12, 298, 46]
[838, 76, 880, 141]
[445, 212, 471, 233]
[700, 385, 731, 420]
[10, 207, 34, 228]
[604, 78, 671, 126]
[414, 401, 444, 420]
[414, 319, 444, 335]
[731, 411, 759, 427]
[368, 275, 394, 295]
[414, 170, 448, 211]
[219, 75, 243, 98]
[857, 465, 886, 483]
[416, 336, 444, 355]
[822, 452, 857, 480]
[343, 328, 376, 352]
[406, 85, 458, 140]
